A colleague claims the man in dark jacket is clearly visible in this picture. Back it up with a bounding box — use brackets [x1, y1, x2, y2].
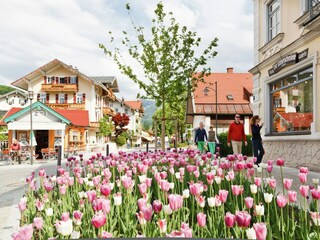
[194, 122, 208, 153]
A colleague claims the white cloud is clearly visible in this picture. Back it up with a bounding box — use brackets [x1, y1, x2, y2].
[0, 0, 253, 99]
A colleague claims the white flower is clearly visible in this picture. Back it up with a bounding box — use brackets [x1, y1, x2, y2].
[55, 219, 73, 236]
[183, 189, 190, 199]
[83, 178, 89, 183]
[163, 205, 172, 215]
[71, 231, 80, 239]
[250, 184, 257, 194]
[207, 197, 215, 208]
[214, 176, 221, 185]
[175, 172, 181, 180]
[51, 176, 57, 182]
[260, 163, 267, 169]
[138, 175, 147, 183]
[78, 191, 85, 199]
[255, 204, 265, 216]
[199, 160, 204, 166]
[45, 208, 53, 217]
[313, 179, 319, 184]
[246, 227, 256, 239]
[20, 197, 28, 203]
[87, 173, 92, 179]
[114, 195, 122, 206]
[264, 193, 273, 203]
[256, 167, 262, 173]
[169, 182, 174, 189]
[225, 175, 231, 182]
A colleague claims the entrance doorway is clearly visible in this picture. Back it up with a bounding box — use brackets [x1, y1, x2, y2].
[35, 130, 48, 159]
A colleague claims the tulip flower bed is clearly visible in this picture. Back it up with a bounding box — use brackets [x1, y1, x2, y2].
[13, 150, 320, 239]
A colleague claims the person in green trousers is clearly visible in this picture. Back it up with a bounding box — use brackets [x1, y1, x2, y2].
[194, 122, 208, 153]
[207, 125, 218, 156]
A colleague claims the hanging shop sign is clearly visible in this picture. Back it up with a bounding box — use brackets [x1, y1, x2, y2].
[268, 49, 308, 76]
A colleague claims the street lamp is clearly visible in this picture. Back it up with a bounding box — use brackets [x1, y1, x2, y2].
[203, 81, 218, 135]
[28, 90, 34, 165]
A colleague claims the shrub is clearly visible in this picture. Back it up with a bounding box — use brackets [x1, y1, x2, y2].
[116, 135, 126, 146]
[217, 132, 252, 157]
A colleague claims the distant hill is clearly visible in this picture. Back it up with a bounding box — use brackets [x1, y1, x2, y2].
[0, 85, 14, 95]
[142, 100, 157, 130]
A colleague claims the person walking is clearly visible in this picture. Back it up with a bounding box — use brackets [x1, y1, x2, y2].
[227, 114, 247, 154]
[250, 115, 265, 165]
[207, 125, 218, 155]
[10, 138, 21, 164]
[194, 122, 208, 153]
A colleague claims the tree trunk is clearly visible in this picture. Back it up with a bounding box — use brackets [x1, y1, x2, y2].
[161, 98, 166, 151]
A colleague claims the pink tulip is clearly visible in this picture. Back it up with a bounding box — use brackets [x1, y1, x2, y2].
[18, 200, 27, 212]
[276, 195, 287, 208]
[254, 177, 262, 187]
[92, 198, 111, 214]
[197, 212, 206, 228]
[224, 212, 236, 227]
[299, 185, 309, 198]
[121, 176, 134, 190]
[153, 200, 163, 213]
[300, 167, 308, 174]
[206, 172, 214, 184]
[59, 185, 67, 195]
[136, 211, 147, 225]
[157, 219, 167, 234]
[92, 175, 101, 186]
[232, 185, 243, 196]
[253, 222, 267, 240]
[235, 211, 251, 228]
[311, 188, 320, 200]
[168, 194, 183, 211]
[180, 223, 192, 237]
[145, 178, 152, 187]
[38, 168, 46, 177]
[310, 212, 320, 226]
[269, 178, 276, 189]
[247, 168, 255, 177]
[160, 171, 167, 179]
[13, 224, 33, 240]
[227, 171, 235, 181]
[267, 165, 273, 173]
[288, 191, 297, 203]
[138, 183, 148, 196]
[100, 184, 112, 197]
[189, 183, 202, 196]
[298, 173, 307, 184]
[73, 210, 83, 225]
[245, 197, 254, 209]
[166, 231, 185, 237]
[142, 204, 153, 221]
[43, 180, 54, 192]
[91, 212, 106, 228]
[160, 180, 171, 192]
[100, 231, 113, 238]
[267, 160, 273, 165]
[283, 178, 293, 190]
[86, 190, 97, 203]
[219, 190, 229, 203]
[35, 199, 44, 211]
[33, 217, 43, 230]
[61, 212, 70, 221]
[276, 158, 284, 166]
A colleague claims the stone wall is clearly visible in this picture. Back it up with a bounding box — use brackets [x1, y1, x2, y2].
[263, 140, 320, 171]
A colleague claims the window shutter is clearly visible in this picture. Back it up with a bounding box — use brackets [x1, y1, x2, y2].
[73, 93, 76, 103]
[37, 94, 40, 101]
[44, 76, 47, 84]
[65, 94, 68, 103]
[68, 77, 71, 84]
[83, 93, 86, 103]
[56, 94, 58, 103]
[56, 77, 59, 84]
[46, 93, 49, 103]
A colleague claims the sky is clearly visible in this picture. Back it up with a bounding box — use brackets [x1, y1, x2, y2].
[0, 0, 253, 100]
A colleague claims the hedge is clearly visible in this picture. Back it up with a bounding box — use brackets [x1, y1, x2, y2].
[217, 132, 252, 157]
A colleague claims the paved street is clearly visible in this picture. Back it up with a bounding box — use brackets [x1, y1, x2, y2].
[0, 153, 319, 240]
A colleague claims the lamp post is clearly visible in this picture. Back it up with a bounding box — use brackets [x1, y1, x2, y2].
[28, 90, 34, 165]
[203, 81, 218, 135]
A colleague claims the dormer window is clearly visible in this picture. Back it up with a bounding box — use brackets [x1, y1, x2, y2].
[227, 95, 234, 100]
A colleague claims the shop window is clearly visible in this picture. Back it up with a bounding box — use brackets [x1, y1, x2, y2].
[268, 0, 280, 41]
[270, 66, 313, 134]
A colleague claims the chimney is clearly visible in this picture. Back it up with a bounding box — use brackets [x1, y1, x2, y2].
[227, 67, 233, 74]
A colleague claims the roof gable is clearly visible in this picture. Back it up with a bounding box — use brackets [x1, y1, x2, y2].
[4, 101, 71, 124]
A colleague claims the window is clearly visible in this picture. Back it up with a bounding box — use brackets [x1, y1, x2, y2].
[125, 108, 128, 114]
[270, 66, 313, 134]
[39, 93, 47, 103]
[59, 77, 67, 84]
[70, 76, 77, 84]
[47, 76, 53, 84]
[76, 93, 83, 103]
[226, 95, 234, 100]
[59, 94, 65, 104]
[268, 0, 280, 41]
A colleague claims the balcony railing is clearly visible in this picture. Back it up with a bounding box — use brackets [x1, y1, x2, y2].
[47, 103, 85, 110]
[103, 107, 115, 116]
[90, 122, 100, 128]
[41, 84, 78, 92]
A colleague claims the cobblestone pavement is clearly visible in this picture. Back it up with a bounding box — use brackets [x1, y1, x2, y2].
[0, 154, 319, 239]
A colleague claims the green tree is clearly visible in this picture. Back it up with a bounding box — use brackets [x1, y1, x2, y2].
[100, 2, 218, 150]
[98, 115, 113, 142]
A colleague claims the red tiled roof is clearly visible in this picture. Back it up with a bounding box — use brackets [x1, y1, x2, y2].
[55, 109, 89, 127]
[193, 72, 253, 105]
[195, 104, 252, 115]
[0, 107, 89, 127]
[0, 108, 22, 125]
[124, 100, 143, 112]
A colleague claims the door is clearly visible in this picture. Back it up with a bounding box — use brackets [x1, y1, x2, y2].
[35, 130, 48, 159]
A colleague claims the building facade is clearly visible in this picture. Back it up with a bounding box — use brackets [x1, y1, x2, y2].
[249, 0, 320, 170]
[186, 68, 253, 138]
[0, 89, 28, 114]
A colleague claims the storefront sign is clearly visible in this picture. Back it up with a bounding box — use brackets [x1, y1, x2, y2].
[268, 49, 309, 76]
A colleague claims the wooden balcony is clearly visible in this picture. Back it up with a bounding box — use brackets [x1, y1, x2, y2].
[90, 122, 100, 128]
[103, 107, 115, 116]
[41, 84, 78, 93]
[47, 103, 85, 110]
